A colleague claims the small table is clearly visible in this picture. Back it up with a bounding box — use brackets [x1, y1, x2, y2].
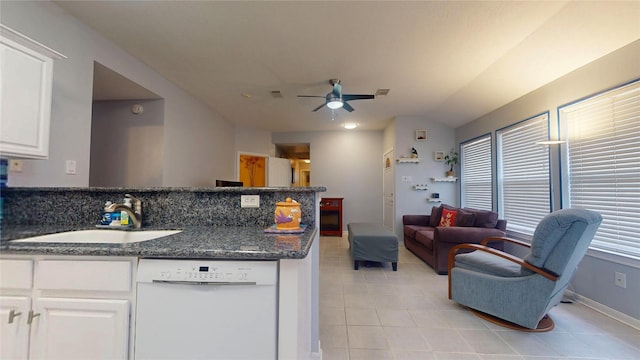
[320, 198, 343, 236]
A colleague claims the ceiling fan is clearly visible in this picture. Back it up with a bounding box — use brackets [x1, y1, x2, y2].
[297, 79, 374, 112]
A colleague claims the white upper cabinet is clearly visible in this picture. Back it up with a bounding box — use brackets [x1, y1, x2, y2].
[0, 25, 65, 159]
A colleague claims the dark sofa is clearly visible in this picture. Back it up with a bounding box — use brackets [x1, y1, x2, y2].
[402, 204, 507, 274]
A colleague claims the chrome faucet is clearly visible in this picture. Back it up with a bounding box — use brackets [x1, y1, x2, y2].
[105, 194, 143, 228]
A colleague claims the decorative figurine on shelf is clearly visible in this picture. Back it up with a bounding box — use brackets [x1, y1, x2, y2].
[411, 147, 418, 158]
[444, 148, 459, 177]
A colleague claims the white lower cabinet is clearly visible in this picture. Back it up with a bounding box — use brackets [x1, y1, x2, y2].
[0, 256, 136, 360]
[30, 297, 129, 360]
[0, 295, 31, 359]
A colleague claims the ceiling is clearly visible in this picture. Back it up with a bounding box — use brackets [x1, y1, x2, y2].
[93, 62, 159, 101]
[55, 1, 640, 132]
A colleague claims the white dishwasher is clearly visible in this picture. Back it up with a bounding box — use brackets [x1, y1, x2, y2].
[134, 259, 278, 360]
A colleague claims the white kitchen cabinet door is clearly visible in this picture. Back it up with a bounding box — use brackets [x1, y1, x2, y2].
[30, 297, 129, 360]
[0, 295, 31, 360]
[0, 25, 64, 159]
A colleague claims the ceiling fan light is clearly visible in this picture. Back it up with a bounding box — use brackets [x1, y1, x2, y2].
[327, 99, 343, 109]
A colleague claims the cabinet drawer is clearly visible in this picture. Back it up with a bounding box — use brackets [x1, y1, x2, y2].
[36, 260, 132, 292]
[0, 259, 33, 289]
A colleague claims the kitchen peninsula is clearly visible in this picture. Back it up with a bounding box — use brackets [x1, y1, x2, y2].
[1, 186, 325, 360]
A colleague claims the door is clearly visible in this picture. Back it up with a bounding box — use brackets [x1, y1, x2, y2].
[268, 157, 292, 186]
[383, 149, 395, 231]
[30, 297, 129, 360]
[0, 296, 31, 359]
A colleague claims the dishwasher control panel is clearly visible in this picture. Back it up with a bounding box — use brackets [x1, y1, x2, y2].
[137, 259, 277, 285]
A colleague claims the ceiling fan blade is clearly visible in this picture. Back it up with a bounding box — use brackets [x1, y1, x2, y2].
[312, 103, 326, 112]
[297, 95, 325, 98]
[343, 94, 375, 101]
[342, 102, 355, 112]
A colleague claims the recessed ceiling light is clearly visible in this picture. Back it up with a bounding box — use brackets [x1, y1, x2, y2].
[241, 92, 252, 99]
[343, 122, 358, 129]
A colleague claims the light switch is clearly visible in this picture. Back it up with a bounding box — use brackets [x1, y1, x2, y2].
[65, 160, 77, 175]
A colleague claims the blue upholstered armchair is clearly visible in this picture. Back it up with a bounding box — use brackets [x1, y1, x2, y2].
[448, 208, 602, 331]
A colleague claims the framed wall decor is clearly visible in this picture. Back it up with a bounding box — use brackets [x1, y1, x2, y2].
[434, 151, 446, 161]
[415, 130, 427, 141]
[238, 152, 267, 187]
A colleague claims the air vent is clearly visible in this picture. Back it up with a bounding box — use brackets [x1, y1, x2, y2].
[270, 90, 283, 98]
[375, 88, 390, 96]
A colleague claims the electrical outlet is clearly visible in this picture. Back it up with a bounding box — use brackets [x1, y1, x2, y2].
[8, 159, 23, 172]
[615, 272, 627, 288]
[402, 176, 412, 182]
[241, 195, 260, 208]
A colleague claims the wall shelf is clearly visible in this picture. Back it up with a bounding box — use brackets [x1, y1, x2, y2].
[427, 198, 442, 203]
[413, 185, 429, 190]
[397, 157, 420, 163]
[431, 177, 458, 182]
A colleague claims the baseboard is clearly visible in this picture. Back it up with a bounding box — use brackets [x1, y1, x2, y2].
[565, 290, 640, 331]
[310, 340, 322, 360]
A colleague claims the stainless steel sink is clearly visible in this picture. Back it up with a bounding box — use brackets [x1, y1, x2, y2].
[10, 229, 182, 244]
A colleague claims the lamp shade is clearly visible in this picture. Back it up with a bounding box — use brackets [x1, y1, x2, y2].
[327, 98, 343, 109]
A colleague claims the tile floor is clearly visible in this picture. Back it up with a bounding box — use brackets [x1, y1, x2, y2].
[319, 235, 640, 360]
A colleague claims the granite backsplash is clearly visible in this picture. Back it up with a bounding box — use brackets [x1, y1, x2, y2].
[2, 187, 326, 228]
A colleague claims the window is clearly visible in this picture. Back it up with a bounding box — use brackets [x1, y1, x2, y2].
[461, 134, 492, 210]
[497, 113, 551, 235]
[561, 80, 640, 259]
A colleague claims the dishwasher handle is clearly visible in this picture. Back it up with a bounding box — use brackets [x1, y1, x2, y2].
[152, 280, 257, 286]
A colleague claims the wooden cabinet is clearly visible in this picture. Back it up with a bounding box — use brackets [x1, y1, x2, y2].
[320, 197, 343, 236]
[0, 256, 135, 360]
[0, 25, 65, 159]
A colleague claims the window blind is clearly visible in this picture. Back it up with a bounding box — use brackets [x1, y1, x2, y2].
[497, 114, 551, 235]
[562, 80, 640, 259]
[461, 135, 492, 210]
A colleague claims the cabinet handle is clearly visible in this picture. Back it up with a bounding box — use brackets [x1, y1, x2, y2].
[27, 310, 40, 325]
[8, 310, 22, 324]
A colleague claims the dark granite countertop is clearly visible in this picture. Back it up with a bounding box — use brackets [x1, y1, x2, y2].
[4, 186, 326, 193]
[0, 224, 316, 260]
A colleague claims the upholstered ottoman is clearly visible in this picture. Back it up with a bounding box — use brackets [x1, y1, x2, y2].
[347, 223, 398, 271]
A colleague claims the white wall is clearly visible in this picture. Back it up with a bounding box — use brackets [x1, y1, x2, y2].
[235, 127, 276, 157]
[273, 122, 456, 239]
[90, 99, 164, 187]
[2, 1, 235, 187]
[272, 130, 383, 230]
[392, 117, 456, 238]
[456, 40, 640, 320]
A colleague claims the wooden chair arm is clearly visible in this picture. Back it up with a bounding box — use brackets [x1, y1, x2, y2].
[447, 243, 558, 299]
[480, 236, 532, 249]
